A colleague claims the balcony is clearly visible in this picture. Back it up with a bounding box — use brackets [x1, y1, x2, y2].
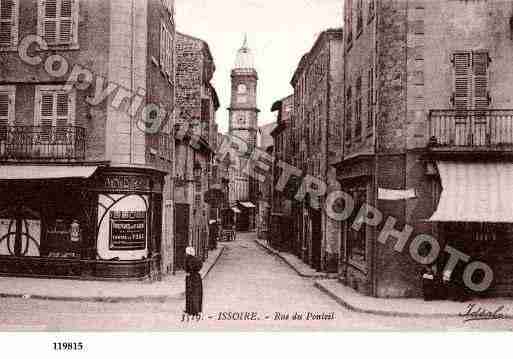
[0, 126, 86, 162]
[429, 110, 513, 151]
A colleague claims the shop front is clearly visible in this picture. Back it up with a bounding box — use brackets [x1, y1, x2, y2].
[0, 165, 165, 280]
[428, 161, 513, 297]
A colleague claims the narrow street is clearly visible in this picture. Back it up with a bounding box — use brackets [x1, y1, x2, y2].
[0, 232, 511, 331]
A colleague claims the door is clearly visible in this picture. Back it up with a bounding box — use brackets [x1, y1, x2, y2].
[311, 210, 322, 271]
[174, 204, 190, 271]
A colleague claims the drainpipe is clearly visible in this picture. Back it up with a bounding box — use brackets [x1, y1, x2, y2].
[324, 39, 332, 272]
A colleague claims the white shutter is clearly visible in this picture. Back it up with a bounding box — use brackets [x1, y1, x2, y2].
[0, 0, 17, 48]
[39, 92, 54, 142]
[39, 0, 77, 45]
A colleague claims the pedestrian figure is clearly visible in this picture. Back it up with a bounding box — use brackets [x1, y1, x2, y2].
[209, 220, 219, 250]
[185, 246, 203, 317]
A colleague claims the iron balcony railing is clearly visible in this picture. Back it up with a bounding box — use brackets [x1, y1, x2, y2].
[0, 126, 86, 161]
[429, 110, 513, 147]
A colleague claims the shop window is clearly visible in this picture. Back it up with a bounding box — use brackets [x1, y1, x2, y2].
[0, 0, 19, 50]
[348, 187, 367, 265]
[38, 0, 79, 47]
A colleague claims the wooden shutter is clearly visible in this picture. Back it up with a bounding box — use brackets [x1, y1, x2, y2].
[0, 0, 17, 47]
[39, 92, 54, 141]
[453, 52, 471, 112]
[59, 0, 73, 44]
[40, 0, 76, 45]
[160, 23, 166, 69]
[0, 91, 12, 140]
[472, 51, 490, 111]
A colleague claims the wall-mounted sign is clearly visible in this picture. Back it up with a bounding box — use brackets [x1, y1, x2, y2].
[109, 211, 147, 251]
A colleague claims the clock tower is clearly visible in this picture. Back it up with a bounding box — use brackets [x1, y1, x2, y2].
[228, 35, 259, 150]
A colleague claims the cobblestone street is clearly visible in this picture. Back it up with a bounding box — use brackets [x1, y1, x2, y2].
[0, 233, 511, 331]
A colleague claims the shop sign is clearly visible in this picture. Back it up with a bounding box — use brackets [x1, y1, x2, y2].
[109, 211, 147, 251]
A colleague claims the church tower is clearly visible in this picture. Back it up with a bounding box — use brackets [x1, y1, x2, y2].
[228, 35, 259, 150]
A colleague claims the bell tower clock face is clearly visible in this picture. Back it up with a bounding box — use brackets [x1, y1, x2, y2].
[237, 84, 247, 94]
[235, 112, 248, 126]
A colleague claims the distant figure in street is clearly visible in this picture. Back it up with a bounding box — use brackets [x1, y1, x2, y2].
[209, 220, 219, 250]
[185, 246, 203, 317]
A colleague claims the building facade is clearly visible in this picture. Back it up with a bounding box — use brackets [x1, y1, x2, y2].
[256, 122, 275, 240]
[228, 36, 259, 231]
[174, 32, 219, 267]
[288, 29, 344, 272]
[337, 0, 513, 298]
[0, 0, 176, 280]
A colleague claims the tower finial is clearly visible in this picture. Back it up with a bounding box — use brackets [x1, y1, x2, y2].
[242, 33, 248, 49]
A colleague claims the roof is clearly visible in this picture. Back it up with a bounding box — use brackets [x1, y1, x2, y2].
[290, 28, 343, 86]
[233, 34, 255, 70]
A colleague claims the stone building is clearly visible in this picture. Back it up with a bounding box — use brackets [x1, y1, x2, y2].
[174, 32, 219, 267]
[337, 0, 513, 298]
[228, 36, 259, 231]
[0, 0, 176, 279]
[288, 29, 344, 272]
[256, 122, 275, 240]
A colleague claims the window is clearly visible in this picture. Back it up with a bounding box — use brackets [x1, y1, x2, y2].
[38, 0, 79, 47]
[345, 0, 353, 45]
[367, 67, 374, 131]
[356, 0, 363, 35]
[0, 0, 18, 50]
[368, 0, 375, 23]
[160, 23, 174, 81]
[35, 86, 76, 141]
[345, 86, 352, 145]
[355, 76, 362, 139]
[0, 86, 15, 141]
[452, 51, 490, 111]
[347, 187, 367, 265]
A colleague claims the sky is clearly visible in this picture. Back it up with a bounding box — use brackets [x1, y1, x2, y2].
[175, 0, 343, 133]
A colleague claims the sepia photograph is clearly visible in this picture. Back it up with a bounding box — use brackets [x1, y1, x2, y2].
[0, 0, 512, 351]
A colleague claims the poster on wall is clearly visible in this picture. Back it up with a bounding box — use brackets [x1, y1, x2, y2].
[109, 211, 147, 251]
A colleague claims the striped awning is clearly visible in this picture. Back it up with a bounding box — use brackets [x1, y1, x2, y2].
[0, 166, 98, 180]
[428, 161, 513, 223]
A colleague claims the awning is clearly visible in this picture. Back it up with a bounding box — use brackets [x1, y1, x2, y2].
[239, 201, 256, 208]
[428, 161, 513, 223]
[231, 207, 242, 214]
[0, 166, 98, 180]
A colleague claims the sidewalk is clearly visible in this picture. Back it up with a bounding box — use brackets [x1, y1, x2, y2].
[254, 238, 338, 279]
[0, 246, 225, 303]
[315, 278, 513, 319]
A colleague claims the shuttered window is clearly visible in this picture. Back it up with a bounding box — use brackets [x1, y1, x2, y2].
[38, 0, 78, 46]
[35, 87, 75, 141]
[160, 23, 173, 81]
[0, 87, 14, 141]
[0, 0, 18, 49]
[367, 67, 374, 131]
[355, 76, 362, 138]
[345, 86, 352, 144]
[452, 51, 490, 112]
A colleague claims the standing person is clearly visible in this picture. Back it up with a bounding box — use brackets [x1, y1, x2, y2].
[184, 246, 203, 317]
[209, 220, 219, 250]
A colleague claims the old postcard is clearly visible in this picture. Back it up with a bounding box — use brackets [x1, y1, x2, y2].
[0, 0, 512, 347]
